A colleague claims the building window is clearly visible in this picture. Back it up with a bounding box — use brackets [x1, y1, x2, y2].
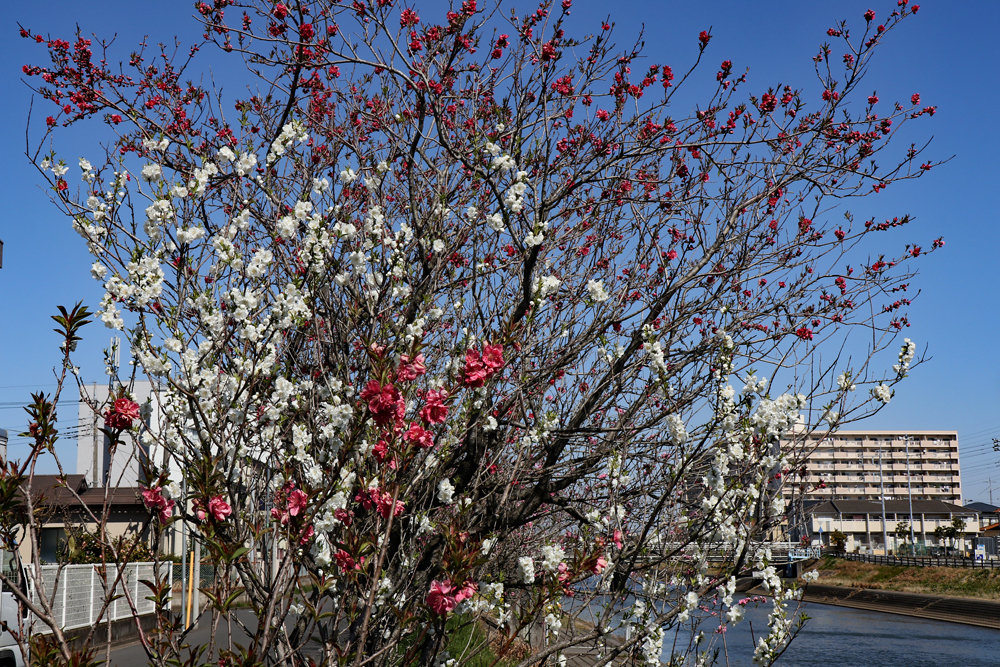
[39, 528, 66, 564]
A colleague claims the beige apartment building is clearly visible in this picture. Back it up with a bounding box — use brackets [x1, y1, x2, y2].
[782, 430, 961, 505]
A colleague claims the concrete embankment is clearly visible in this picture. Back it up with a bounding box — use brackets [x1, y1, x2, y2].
[798, 583, 1000, 630]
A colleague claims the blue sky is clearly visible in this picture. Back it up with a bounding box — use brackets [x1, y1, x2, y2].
[1, 1, 998, 501]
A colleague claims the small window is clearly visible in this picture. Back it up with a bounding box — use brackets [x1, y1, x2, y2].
[39, 528, 66, 564]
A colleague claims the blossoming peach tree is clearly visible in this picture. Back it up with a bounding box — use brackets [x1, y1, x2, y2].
[4, 1, 941, 665]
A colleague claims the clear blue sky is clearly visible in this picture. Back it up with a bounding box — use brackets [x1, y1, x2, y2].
[2, 1, 998, 501]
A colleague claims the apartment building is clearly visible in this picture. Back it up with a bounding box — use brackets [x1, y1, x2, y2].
[782, 430, 961, 505]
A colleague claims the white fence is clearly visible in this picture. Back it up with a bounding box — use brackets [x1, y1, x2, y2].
[33, 562, 171, 633]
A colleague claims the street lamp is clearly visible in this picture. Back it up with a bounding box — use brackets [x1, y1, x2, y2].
[906, 435, 916, 556]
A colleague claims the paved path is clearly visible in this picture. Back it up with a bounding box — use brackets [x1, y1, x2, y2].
[108, 614, 639, 667]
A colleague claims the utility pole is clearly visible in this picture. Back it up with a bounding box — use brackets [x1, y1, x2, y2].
[879, 442, 889, 555]
[91, 382, 100, 487]
[906, 435, 916, 556]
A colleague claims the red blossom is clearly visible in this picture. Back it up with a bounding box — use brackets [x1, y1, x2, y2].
[420, 389, 449, 424]
[335, 549, 359, 571]
[698, 30, 711, 46]
[864, 9, 876, 22]
[759, 93, 777, 113]
[105, 397, 140, 430]
[399, 8, 420, 26]
[360, 380, 404, 426]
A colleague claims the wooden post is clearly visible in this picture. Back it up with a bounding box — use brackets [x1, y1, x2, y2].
[185, 551, 195, 628]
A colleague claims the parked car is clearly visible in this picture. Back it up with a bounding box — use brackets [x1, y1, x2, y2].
[1, 549, 29, 667]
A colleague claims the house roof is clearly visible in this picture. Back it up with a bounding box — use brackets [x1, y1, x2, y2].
[806, 499, 976, 516]
[21, 475, 145, 508]
[963, 501, 1000, 514]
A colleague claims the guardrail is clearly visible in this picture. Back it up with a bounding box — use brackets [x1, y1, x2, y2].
[836, 552, 1000, 570]
[33, 561, 171, 633]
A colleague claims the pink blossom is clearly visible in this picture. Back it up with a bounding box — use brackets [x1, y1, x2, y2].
[140, 486, 174, 522]
[288, 489, 308, 517]
[404, 423, 434, 449]
[427, 580, 457, 615]
[613, 529, 623, 550]
[591, 556, 608, 574]
[454, 581, 478, 603]
[208, 495, 232, 521]
[462, 349, 488, 388]
[481, 344, 504, 374]
[192, 495, 231, 522]
[271, 484, 309, 525]
[375, 490, 405, 519]
[397, 354, 427, 382]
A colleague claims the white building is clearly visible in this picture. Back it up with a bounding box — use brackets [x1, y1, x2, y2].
[76, 380, 162, 488]
[804, 499, 977, 555]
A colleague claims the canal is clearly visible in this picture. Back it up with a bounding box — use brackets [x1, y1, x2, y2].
[709, 600, 1000, 666]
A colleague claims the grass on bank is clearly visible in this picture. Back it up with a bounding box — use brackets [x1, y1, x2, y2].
[811, 555, 1000, 600]
[396, 614, 523, 667]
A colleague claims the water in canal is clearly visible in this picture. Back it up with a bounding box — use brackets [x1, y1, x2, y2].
[694, 600, 1000, 667]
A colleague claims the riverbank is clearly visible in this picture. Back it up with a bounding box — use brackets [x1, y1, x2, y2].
[811, 554, 1000, 599]
[797, 582, 1000, 629]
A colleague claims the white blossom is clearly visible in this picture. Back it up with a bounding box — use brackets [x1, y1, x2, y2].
[873, 384, 892, 404]
[141, 163, 162, 182]
[437, 479, 455, 504]
[586, 279, 609, 303]
[518, 557, 535, 584]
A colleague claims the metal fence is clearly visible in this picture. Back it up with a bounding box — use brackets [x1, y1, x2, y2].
[836, 552, 1000, 570]
[33, 562, 171, 633]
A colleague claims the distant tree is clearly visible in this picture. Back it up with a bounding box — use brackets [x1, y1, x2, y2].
[893, 520, 910, 549]
[829, 530, 848, 554]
